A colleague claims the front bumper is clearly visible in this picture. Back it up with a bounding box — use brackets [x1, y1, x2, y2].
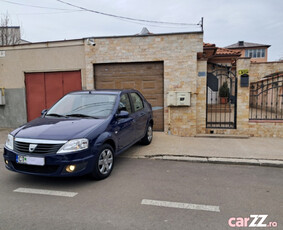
[3, 147, 96, 177]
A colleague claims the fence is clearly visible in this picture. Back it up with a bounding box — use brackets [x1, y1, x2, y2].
[249, 72, 283, 120]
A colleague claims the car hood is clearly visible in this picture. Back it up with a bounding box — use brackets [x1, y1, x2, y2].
[14, 117, 105, 140]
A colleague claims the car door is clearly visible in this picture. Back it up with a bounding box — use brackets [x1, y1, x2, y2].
[115, 93, 136, 150]
[129, 92, 148, 141]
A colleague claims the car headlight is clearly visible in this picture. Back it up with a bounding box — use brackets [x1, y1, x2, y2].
[57, 139, 89, 154]
[5, 134, 14, 150]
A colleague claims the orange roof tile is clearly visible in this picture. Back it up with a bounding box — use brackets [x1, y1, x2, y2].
[215, 47, 241, 56]
[203, 42, 215, 48]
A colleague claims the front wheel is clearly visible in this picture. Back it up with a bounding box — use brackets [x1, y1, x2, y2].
[90, 144, 114, 180]
[140, 124, 153, 145]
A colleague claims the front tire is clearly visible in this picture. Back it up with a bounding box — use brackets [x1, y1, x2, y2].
[91, 144, 114, 180]
[140, 124, 153, 145]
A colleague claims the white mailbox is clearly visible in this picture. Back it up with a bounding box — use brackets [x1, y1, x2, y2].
[167, 91, 177, 106]
[167, 91, 191, 106]
[0, 88, 5, 105]
[176, 92, 190, 106]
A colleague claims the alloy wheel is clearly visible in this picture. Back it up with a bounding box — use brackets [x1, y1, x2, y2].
[98, 149, 113, 175]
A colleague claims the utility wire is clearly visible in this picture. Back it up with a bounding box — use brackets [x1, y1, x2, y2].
[0, 0, 74, 10]
[56, 0, 199, 27]
[15, 10, 83, 16]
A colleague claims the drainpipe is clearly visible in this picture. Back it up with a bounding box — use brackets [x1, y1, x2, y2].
[168, 106, 171, 135]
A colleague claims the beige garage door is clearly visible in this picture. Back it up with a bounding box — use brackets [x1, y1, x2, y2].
[94, 62, 164, 131]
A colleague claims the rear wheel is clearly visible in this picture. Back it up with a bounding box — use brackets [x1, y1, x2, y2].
[140, 124, 153, 145]
[91, 144, 114, 180]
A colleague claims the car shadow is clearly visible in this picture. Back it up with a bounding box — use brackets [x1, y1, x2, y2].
[7, 157, 131, 190]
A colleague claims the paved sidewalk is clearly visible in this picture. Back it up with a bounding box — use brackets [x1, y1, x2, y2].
[1, 129, 282, 167]
[122, 132, 283, 167]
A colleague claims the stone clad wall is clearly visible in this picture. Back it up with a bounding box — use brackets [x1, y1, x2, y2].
[196, 60, 207, 134]
[249, 61, 283, 82]
[84, 33, 203, 136]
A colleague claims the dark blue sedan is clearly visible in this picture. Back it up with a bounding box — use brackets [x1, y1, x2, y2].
[3, 89, 153, 180]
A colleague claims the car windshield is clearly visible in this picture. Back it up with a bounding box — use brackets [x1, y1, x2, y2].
[46, 94, 117, 119]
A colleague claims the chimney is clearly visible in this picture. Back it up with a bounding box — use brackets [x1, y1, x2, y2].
[238, 41, 244, 46]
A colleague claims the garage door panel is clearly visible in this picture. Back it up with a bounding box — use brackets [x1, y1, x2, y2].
[62, 71, 82, 95]
[94, 62, 164, 131]
[120, 80, 136, 89]
[96, 81, 116, 89]
[25, 71, 82, 122]
[152, 110, 164, 131]
[45, 72, 64, 108]
[25, 73, 46, 121]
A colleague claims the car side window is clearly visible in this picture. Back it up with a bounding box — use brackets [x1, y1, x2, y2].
[130, 93, 144, 112]
[119, 94, 132, 113]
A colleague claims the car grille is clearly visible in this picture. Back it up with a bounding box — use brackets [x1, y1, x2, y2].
[12, 162, 59, 174]
[14, 141, 63, 154]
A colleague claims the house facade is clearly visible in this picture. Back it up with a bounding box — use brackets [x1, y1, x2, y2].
[225, 41, 270, 62]
[0, 32, 282, 137]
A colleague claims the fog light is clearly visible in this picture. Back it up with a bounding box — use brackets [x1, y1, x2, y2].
[66, 165, 76, 173]
[5, 160, 8, 165]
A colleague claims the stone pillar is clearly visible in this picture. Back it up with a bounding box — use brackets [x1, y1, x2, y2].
[236, 58, 251, 133]
[196, 59, 207, 134]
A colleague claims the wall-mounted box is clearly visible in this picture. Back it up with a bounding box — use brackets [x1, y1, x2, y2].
[240, 74, 249, 87]
[176, 92, 190, 106]
[167, 91, 177, 106]
[167, 91, 191, 106]
[0, 88, 5, 105]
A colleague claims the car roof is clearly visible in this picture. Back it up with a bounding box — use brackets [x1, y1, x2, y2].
[69, 89, 139, 95]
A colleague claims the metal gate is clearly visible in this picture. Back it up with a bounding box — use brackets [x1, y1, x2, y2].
[206, 63, 237, 129]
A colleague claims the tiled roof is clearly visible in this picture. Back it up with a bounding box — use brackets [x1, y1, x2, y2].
[225, 41, 270, 49]
[215, 47, 241, 56]
[203, 42, 215, 48]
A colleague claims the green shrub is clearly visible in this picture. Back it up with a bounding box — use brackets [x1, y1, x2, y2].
[219, 82, 229, 97]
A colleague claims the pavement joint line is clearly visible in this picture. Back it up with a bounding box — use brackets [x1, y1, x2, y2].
[141, 199, 220, 212]
[13, 187, 78, 197]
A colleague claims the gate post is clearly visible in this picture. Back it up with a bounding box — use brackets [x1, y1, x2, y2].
[196, 60, 207, 134]
[236, 58, 251, 133]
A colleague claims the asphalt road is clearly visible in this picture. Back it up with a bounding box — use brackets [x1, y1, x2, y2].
[0, 157, 282, 230]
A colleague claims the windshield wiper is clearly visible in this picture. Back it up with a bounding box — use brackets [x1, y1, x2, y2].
[66, 114, 99, 119]
[46, 113, 67, 118]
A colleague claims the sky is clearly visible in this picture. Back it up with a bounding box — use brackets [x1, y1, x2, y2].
[1, 0, 283, 61]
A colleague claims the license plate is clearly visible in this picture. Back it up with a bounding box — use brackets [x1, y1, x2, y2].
[16, 155, 45, 166]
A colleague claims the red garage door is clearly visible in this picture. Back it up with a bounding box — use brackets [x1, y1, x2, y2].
[25, 71, 82, 121]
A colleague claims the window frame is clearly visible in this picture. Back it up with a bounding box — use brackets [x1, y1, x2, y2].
[245, 48, 266, 58]
[119, 93, 132, 114]
[129, 92, 144, 113]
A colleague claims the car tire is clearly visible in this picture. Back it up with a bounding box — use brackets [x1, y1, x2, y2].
[90, 144, 114, 180]
[140, 124, 153, 145]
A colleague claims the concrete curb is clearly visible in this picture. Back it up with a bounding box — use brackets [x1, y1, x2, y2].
[195, 134, 250, 139]
[120, 155, 283, 168]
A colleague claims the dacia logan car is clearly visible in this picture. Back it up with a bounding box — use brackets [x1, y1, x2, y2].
[3, 89, 153, 180]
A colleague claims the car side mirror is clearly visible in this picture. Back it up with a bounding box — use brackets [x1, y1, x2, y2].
[116, 110, 129, 118]
[118, 104, 127, 112]
[41, 109, 48, 116]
